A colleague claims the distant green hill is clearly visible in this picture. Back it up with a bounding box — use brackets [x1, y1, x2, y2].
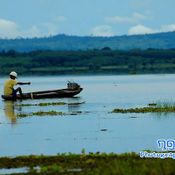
[0, 32, 175, 51]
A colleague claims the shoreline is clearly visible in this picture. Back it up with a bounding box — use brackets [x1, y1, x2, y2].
[1, 71, 175, 78]
[0, 152, 174, 174]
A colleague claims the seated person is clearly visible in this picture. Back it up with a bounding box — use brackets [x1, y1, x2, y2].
[4, 71, 31, 98]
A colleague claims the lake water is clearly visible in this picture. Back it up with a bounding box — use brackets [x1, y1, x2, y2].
[0, 74, 175, 156]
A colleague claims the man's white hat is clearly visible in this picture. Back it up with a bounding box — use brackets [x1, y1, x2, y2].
[9, 71, 17, 78]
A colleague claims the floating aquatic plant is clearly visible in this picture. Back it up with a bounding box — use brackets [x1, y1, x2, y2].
[16, 101, 85, 107]
[32, 111, 64, 116]
[17, 113, 29, 117]
[112, 106, 175, 113]
[17, 110, 65, 117]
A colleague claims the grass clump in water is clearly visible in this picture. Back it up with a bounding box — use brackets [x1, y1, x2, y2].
[16, 101, 85, 107]
[17, 110, 65, 117]
[17, 113, 29, 117]
[16, 102, 66, 107]
[112, 106, 175, 113]
[16, 104, 34, 107]
[38, 102, 66, 106]
[32, 111, 64, 116]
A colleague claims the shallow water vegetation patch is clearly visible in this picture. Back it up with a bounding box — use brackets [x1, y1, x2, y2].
[38, 102, 66, 106]
[17, 110, 65, 117]
[16, 110, 89, 118]
[16, 102, 66, 107]
[112, 106, 175, 113]
[32, 111, 65, 116]
[16, 101, 85, 107]
[17, 113, 29, 117]
[0, 153, 175, 175]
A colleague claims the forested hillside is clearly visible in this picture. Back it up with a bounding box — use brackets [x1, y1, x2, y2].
[0, 32, 175, 52]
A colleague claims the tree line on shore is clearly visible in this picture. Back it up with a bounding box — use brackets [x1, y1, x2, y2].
[1, 48, 175, 75]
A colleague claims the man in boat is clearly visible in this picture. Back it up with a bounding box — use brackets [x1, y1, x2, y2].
[4, 71, 31, 99]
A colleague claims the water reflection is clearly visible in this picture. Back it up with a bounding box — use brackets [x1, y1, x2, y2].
[67, 97, 83, 113]
[4, 101, 17, 125]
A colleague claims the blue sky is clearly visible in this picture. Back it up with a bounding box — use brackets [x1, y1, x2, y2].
[0, 0, 175, 38]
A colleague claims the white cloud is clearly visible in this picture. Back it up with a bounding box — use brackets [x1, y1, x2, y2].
[0, 18, 19, 38]
[0, 18, 46, 38]
[0, 20, 46, 38]
[0, 19, 18, 29]
[128, 24, 155, 35]
[91, 25, 113, 36]
[105, 12, 148, 24]
[128, 24, 175, 35]
[0, 16, 68, 38]
[161, 24, 175, 32]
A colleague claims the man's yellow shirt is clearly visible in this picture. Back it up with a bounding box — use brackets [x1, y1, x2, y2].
[4, 79, 17, 95]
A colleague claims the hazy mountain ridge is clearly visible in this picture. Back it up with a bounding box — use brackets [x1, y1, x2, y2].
[0, 32, 175, 52]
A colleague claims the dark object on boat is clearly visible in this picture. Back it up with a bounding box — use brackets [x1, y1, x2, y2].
[2, 83, 83, 100]
[67, 81, 80, 90]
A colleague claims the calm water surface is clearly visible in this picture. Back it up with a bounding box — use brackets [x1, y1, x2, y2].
[0, 74, 175, 156]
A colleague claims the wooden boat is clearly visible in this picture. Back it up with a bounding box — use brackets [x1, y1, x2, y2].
[1, 87, 83, 100]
